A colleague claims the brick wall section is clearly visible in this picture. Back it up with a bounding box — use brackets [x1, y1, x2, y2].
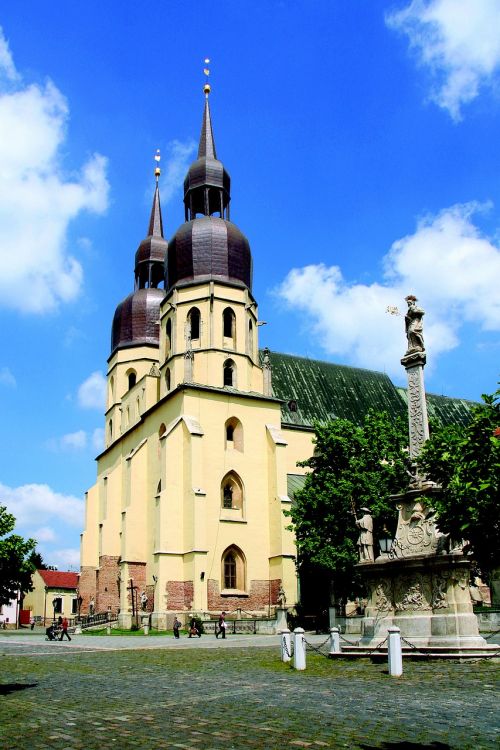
[166, 580, 194, 610]
[208, 579, 281, 613]
[126, 562, 146, 612]
[79, 566, 97, 614]
[96, 556, 120, 614]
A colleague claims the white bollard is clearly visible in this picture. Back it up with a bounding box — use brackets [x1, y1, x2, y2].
[106, 624, 111, 635]
[329, 627, 341, 655]
[387, 626, 403, 676]
[144, 623, 149, 635]
[293, 627, 306, 671]
[280, 629, 291, 663]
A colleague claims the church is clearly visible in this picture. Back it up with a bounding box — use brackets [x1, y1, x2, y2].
[79, 83, 474, 629]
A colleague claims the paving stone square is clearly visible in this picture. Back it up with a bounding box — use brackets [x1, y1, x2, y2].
[0, 633, 498, 749]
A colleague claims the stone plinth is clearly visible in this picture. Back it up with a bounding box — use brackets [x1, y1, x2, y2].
[275, 607, 288, 632]
[359, 552, 487, 649]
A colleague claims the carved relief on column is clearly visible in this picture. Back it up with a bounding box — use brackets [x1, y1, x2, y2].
[394, 574, 431, 612]
[404, 363, 430, 459]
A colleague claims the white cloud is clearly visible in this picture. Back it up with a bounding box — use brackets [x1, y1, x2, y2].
[77, 371, 106, 410]
[0, 482, 84, 528]
[0, 28, 17, 83]
[386, 0, 500, 120]
[60, 430, 87, 450]
[159, 139, 196, 204]
[32, 526, 57, 543]
[276, 202, 500, 376]
[92, 427, 104, 452]
[49, 547, 80, 569]
[45, 430, 88, 451]
[0, 366, 16, 387]
[0, 26, 109, 313]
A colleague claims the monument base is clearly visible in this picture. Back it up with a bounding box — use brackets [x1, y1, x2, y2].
[356, 552, 496, 655]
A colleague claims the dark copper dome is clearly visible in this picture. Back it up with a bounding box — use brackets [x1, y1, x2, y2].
[111, 177, 167, 355]
[167, 216, 252, 291]
[111, 287, 165, 354]
[184, 157, 230, 197]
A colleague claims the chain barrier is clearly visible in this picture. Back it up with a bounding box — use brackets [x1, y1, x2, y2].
[339, 633, 361, 647]
[281, 635, 294, 659]
[485, 628, 500, 641]
[363, 635, 389, 656]
[303, 635, 331, 658]
[400, 636, 432, 655]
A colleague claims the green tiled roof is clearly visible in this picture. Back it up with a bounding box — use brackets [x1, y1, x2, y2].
[396, 387, 477, 428]
[263, 351, 406, 427]
[261, 350, 478, 429]
[287, 473, 307, 501]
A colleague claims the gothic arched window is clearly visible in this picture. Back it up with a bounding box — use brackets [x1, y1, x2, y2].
[220, 471, 244, 512]
[221, 546, 246, 591]
[223, 359, 236, 387]
[166, 318, 172, 357]
[188, 307, 200, 341]
[223, 307, 236, 345]
[127, 370, 137, 390]
[225, 417, 243, 451]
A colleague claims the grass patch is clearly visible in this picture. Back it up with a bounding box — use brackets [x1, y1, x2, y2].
[82, 627, 183, 637]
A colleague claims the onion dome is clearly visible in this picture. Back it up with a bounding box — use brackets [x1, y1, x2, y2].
[111, 287, 165, 354]
[166, 86, 253, 293]
[111, 159, 167, 355]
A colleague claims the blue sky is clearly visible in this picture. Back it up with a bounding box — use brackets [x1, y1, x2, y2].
[0, 1, 499, 568]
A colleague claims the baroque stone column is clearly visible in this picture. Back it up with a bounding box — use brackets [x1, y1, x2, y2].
[400, 295, 429, 460]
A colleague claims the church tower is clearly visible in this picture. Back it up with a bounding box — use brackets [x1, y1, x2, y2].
[159, 83, 262, 398]
[80, 82, 298, 629]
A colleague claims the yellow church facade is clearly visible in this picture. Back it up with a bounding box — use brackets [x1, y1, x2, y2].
[79, 91, 312, 628]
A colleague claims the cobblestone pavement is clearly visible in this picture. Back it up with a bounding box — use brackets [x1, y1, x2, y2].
[0, 632, 498, 749]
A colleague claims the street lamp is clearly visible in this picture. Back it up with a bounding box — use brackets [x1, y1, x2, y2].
[52, 598, 58, 623]
[379, 527, 393, 556]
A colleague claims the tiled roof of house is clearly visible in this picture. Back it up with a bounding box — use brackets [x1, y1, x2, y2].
[38, 570, 79, 589]
[262, 350, 477, 429]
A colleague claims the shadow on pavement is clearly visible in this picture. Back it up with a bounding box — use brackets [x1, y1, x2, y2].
[0, 683, 37, 696]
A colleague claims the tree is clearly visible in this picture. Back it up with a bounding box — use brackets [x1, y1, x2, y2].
[0, 505, 36, 607]
[287, 410, 409, 609]
[418, 387, 500, 582]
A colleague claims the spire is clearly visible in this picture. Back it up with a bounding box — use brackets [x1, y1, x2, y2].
[182, 60, 231, 221]
[198, 58, 216, 159]
[148, 150, 164, 237]
[198, 90, 217, 159]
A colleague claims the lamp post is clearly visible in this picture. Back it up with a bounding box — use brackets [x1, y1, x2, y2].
[52, 598, 58, 624]
[379, 527, 393, 557]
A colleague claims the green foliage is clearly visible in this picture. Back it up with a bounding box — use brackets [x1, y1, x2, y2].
[287, 410, 409, 602]
[0, 505, 36, 606]
[418, 387, 500, 580]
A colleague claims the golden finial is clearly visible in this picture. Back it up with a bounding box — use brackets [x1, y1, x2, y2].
[203, 57, 211, 97]
[154, 149, 161, 182]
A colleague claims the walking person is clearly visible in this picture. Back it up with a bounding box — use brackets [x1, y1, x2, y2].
[59, 616, 71, 641]
[173, 616, 181, 639]
[216, 611, 227, 639]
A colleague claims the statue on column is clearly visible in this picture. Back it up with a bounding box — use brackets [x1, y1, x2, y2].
[355, 507, 374, 562]
[404, 295, 425, 354]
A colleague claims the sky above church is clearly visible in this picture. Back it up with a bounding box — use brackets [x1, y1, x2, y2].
[0, 1, 499, 569]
